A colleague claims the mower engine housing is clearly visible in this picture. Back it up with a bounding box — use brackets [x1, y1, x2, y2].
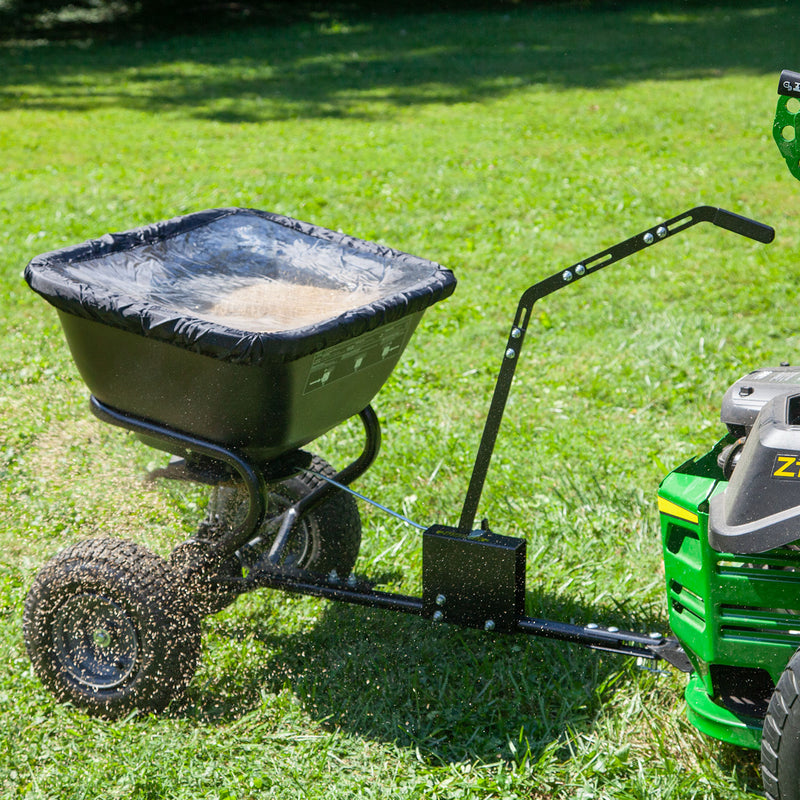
[659, 366, 800, 748]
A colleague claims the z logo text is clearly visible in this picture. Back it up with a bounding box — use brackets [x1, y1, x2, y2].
[773, 454, 800, 479]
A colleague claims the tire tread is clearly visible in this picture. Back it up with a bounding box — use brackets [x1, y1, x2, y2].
[762, 654, 800, 800]
[23, 537, 200, 718]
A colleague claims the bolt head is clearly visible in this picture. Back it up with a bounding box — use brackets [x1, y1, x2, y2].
[648, 632, 663, 640]
[575, 264, 586, 276]
[643, 232, 655, 244]
[510, 327, 522, 339]
[433, 610, 444, 622]
[435, 594, 446, 606]
[484, 619, 496, 632]
[562, 270, 573, 282]
[93, 629, 112, 648]
[505, 347, 517, 359]
[656, 226, 668, 239]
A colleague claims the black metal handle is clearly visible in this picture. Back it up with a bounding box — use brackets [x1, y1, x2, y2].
[514, 206, 773, 317]
[710, 208, 775, 243]
[779, 70, 800, 98]
[458, 206, 775, 533]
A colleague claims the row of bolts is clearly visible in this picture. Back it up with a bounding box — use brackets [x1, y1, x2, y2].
[327, 566, 665, 639]
[505, 225, 669, 362]
[432, 593, 663, 639]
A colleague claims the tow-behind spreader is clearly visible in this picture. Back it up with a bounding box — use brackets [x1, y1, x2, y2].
[20, 68, 800, 800]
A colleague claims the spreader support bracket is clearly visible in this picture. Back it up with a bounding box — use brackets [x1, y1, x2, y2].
[89, 396, 382, 567]
[458, 206, 774, 532]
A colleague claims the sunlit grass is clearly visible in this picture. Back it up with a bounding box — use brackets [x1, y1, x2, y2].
[1, 2, 796, 797]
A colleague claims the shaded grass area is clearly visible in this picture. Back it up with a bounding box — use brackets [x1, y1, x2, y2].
[0, 1, 791, 122]
[1, 0, 797, 797]
[0, 0, 548, 39]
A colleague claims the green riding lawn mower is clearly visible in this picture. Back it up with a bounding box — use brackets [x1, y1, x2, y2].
[657, 69, 800, 800]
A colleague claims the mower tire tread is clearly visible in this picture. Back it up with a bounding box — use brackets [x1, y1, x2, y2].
[762, 647, 800, 800]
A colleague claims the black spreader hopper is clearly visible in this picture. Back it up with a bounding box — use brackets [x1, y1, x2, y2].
[24, 208, 456, 460]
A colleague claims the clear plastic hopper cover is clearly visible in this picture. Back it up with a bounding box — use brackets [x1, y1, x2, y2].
[25, 208, 457, 364]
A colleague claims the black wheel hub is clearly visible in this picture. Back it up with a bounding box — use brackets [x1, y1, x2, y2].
[52, 593, 139, 690]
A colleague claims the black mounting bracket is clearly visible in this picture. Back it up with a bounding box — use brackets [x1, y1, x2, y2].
[422, 525, 526, 633]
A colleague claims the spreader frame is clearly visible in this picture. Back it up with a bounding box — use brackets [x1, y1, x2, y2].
[22, 204, 776, 724]
[90, 394, 682, 665]
[89, 207, 775, 670]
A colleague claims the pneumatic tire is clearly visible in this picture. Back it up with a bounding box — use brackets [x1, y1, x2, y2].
[23, 538, 201, 719]
[762, 648, 800, 800]
[266, 454, 362, 577]
[210, 453, 362, 579]
[184, 454, 363, 616]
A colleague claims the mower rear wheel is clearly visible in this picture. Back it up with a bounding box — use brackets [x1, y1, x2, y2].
[23, 538, 201, 718]
[762, 647, 800, 800]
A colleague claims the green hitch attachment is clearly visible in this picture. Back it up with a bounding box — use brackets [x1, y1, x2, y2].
[774, 69, 800, 180]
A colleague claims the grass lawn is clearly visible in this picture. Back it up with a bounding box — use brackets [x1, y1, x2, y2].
[2, 1, 799, 797]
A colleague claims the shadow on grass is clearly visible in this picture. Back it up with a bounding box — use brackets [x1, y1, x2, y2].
[0, 0, 789, 123]
[186, 583, 690, 765]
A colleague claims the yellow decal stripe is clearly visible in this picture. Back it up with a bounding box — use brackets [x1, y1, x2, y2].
[657, 496, 699, 525]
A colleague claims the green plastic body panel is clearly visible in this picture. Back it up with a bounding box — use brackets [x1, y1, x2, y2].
[660, 438, 800, 748]
[684, 673, 762, 749]
[774, 94, 800, 181]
